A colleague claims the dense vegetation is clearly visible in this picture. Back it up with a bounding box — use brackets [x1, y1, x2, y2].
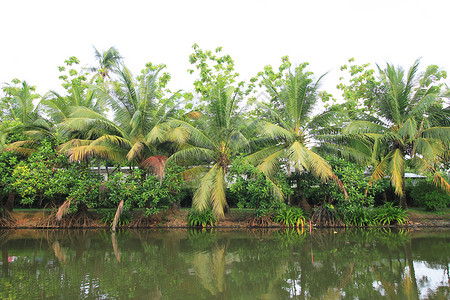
[1, 46, 449, 227]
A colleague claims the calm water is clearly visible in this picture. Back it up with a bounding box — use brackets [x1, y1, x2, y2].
[0, 228, 449, 299]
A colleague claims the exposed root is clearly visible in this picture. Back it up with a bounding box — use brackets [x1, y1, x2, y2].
[128, 214, 162, 228]
[246, 215, 274, 227]
[311, 205, 345, 227]
[0, 209, 16, 228]
[37, 206, 95, 228]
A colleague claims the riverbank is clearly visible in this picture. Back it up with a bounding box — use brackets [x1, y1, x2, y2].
[1, 207, 449, 229]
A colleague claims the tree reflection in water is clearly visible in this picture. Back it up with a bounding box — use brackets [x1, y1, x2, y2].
[0, 228, 448, 299]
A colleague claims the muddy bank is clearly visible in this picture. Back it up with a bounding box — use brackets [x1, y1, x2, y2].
[1, 209, 450, 229]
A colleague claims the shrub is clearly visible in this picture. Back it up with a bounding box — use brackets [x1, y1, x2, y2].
[311, 204, 344, 227]
[273, 206, 307, 227]
[410, 181, 450, 211]
[338, 205, 377, 227]
[228, 158, 292, 210]
[103, 166, 186, 215]
[188, 210, 217, 227]
[374, 202, 409, 225]
[292, 155, 388, 207]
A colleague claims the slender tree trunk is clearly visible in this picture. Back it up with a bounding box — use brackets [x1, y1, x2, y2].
[224, 203, 230, 214]
[400, 176, 407, 209]
[5, 193, 15, 212]
[298, 182, 311, 212]
[97, 158, 101, 175]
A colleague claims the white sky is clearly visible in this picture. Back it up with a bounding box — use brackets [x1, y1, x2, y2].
[1, 0, 450, 100]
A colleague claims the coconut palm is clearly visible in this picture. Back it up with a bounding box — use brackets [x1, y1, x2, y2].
[60, 63, 180, 170]
[0, 80, 55, 155]
[247, 66, 347, 210]
[42, 80, 105, 124]
[167, 79, 250, 218]
[1, 80, 41, 125]
[89, 46, 122, 80]
[343, 60, 450, 208]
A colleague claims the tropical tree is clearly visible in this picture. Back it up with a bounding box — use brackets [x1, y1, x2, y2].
[60, 62, 179, 167]
[247, 61, 347, 211]
[0, 79, 41, 125]
[89, 46, 122, 81]
[167, 78, 250, 218]
[343, 60, 450, 208]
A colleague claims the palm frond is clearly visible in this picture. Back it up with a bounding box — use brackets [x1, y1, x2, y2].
[192, 164, 218, 212]
[210, 166, 226, 219]
[389, 149, 404, 196]
[140, 155, 168, 178]
[422, 127, 450, 143]
[344, 121, 386, 134]
[413, 156, 450, 194]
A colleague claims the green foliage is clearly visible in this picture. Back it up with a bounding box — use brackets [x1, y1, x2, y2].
[273, 206, 307, 227]
[311, 203, 343, 227]
[1, 79, 41, 125]
[228, 158, 292, 210]
[410, 181, 450, 211]
[103, 166, 186, 214]
[0, 150, 21, 197]
[10, 139, 102, 209]
[12, 139, 71, 205]
[188, 209, 217, 227]
[338, 204, 378, 227]
[293, 155, 388, 207]
[187, 44, 250, 99]
[139, 166, 186, 216]
[326, 155, 387, 205]
[374, 202, 409, 225]
[334, 58, 378, 115]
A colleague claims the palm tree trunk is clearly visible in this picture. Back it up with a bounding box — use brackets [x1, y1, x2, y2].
[298, 182, 311, 212]
[400, 176, 407, 209]
[97, 158, 101, 174]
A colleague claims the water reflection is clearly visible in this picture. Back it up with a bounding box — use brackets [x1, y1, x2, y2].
[0, 228, 448, 299]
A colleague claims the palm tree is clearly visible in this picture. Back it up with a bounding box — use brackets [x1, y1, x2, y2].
[167, 79, 250, 218]
[89, 46, 122, 80]
[61, 63, 178, 167]
[343, 60, 450, 208]
[247, 66, 347, 211]
[42, 80, 104, 124]
[1, 80, 41, 125]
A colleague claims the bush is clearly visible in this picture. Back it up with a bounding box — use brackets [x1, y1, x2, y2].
[103, 166, 186, 215]
[410, 181, 450, 211]
[10, 139, 102, 210]
[273, 206, 307, 227]
[292, 155, 388, 207]
[228, 158, 292, 210]
[374, 202, 409, 225]
[338, 205, 377, 227]
[311, 204, 344, 227]
[188, 210, 217, 227]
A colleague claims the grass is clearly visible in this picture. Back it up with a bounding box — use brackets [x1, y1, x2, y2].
[407, 207, 450, 219]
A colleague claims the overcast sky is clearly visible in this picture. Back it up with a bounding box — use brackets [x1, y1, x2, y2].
[1, 0, 449, 99]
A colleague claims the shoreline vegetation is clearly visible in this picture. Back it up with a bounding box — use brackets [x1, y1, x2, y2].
[1, 45, 450, 230]
[3, 208, 449, 229]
